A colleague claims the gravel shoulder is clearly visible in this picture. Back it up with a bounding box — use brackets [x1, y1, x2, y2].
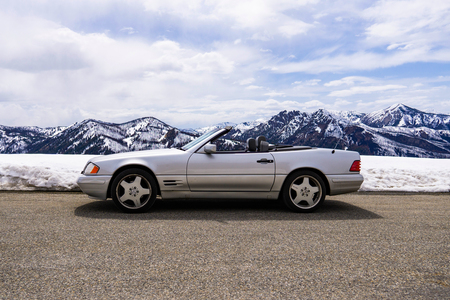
[0, 192, 449, 299]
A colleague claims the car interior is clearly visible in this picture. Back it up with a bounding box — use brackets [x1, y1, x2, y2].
[210, 135, 312, 153]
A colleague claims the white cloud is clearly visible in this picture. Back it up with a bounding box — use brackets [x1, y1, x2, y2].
[328, 85, 407, 97]
[0, 13, 89, 72]
[324, 76, 375, 87]
[237, 78, 255, 85]
[264, 91, 285, 97]
[119, 27, 137, 35]
[1, 0, 450, 127]
[363, 0, 450, 49]
[140, 0, 317, 40]
[386, 43, 413, 51]
[303, 100, 324, 108]
[261, 1, 450, 74]
[0, 102, 84, 128]
[272, 47, 450, 74]
[278, 19, 314, 38]
[333, 99, 352, 107]
[246, 85, 263, 90]
[186, 52, 235, 74]
[305, 79, 321, 86]
[0, 12, 248, 126]
[290, 79, 321, 88]
[154, 98, 307, 128]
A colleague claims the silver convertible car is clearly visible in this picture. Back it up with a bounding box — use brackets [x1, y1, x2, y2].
[77, 126, 363, 213]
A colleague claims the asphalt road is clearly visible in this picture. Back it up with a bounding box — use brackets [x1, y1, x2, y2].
[0, 192, 449, 299]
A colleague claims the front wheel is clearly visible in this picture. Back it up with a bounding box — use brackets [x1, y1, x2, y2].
[282, 170, 326, 213]
[111, 168, 157, 213]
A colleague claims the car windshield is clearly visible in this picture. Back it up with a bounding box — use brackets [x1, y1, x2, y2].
[181, 128, 222, 151]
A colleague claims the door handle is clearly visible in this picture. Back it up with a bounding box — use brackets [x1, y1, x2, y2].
[257, 158, 274, 163]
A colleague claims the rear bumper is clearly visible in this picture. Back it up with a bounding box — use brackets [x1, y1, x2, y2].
[326, 174, 364, 196]
[77, 175, 112, 200]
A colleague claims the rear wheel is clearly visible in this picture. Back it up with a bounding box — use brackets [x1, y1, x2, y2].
[111, 168, 157, 213]
[282, 170, 326, 213]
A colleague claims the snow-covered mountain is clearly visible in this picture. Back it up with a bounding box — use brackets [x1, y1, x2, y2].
[1, 117, 195, 154]
[1, 104, 449, 158]
[362, 104, 450, 129]
[223, 104, 450, 158]
[0, 125, 67, 154]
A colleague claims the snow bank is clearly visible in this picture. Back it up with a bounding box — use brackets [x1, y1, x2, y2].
[0, 154, 449, 192]
[0, 154, 97, 191]
[360, 156, 450, 192]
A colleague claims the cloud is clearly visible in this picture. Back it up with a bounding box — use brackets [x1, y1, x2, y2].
[245, 85, 263, 90]
[328, 85, 407, 97]
[0, 12, 243, 126]
[153, 98, 307, 128]
[0, 102, 84, 128]
[0, 13, 90, 72]
[140, 0, 317, 40]
[119, 27, 137, 35]
[305, 79, 321, 86]
[386, 43, 413, 51]
[0, 13, 236, 77]
[333, 99, 352, 107]
[363, 0, 450, 49]
[1, 0, 450, 128]
[278, 19, 314, 38]
[272, 47, 450, 74]
[324, 76, 375, 87]
[237, 78, 255, 85]
[186, 52, 235, 74]
[262, 1, 450, 74]
[290, 79, 321, 87]
[264, 91, 285, 97]
[303, 100, 324, 108]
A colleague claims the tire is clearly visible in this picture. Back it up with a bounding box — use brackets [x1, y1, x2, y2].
[111, 168, 157, 213]
[282, 170, 326, 213]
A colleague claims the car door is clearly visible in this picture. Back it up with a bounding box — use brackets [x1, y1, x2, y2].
[186, 152, 275, 192]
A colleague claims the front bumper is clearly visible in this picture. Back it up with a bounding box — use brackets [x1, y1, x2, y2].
[77, 175, 112, 200]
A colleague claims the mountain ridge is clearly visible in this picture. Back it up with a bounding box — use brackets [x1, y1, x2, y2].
[1, 104, 449, 158]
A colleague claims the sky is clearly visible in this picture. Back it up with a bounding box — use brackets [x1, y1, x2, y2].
[1, 0, 450, 129]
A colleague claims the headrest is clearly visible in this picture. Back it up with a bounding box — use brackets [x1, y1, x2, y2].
[247, 138, 257, 152]
[256, 136, 267, 151]
[259, 141, 269, 152]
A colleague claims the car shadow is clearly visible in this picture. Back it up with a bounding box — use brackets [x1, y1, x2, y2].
[74, 198, 382, 221]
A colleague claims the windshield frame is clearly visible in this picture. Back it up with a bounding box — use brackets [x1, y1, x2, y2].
[181, 128, 223, 151]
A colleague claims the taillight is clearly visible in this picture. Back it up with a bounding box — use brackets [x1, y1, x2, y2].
[350, 160, 361, 172]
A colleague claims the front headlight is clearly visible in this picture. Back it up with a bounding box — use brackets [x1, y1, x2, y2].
[83, 162, 100, 175]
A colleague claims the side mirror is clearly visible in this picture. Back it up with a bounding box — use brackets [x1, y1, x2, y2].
[204, 143, 216, 154]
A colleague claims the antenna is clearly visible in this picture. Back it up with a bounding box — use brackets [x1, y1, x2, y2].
[331, 127, 346, 154]
[331, 137, 341, 154]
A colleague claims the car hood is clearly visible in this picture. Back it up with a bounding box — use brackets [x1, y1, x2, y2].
[89, 148, 184, 163]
